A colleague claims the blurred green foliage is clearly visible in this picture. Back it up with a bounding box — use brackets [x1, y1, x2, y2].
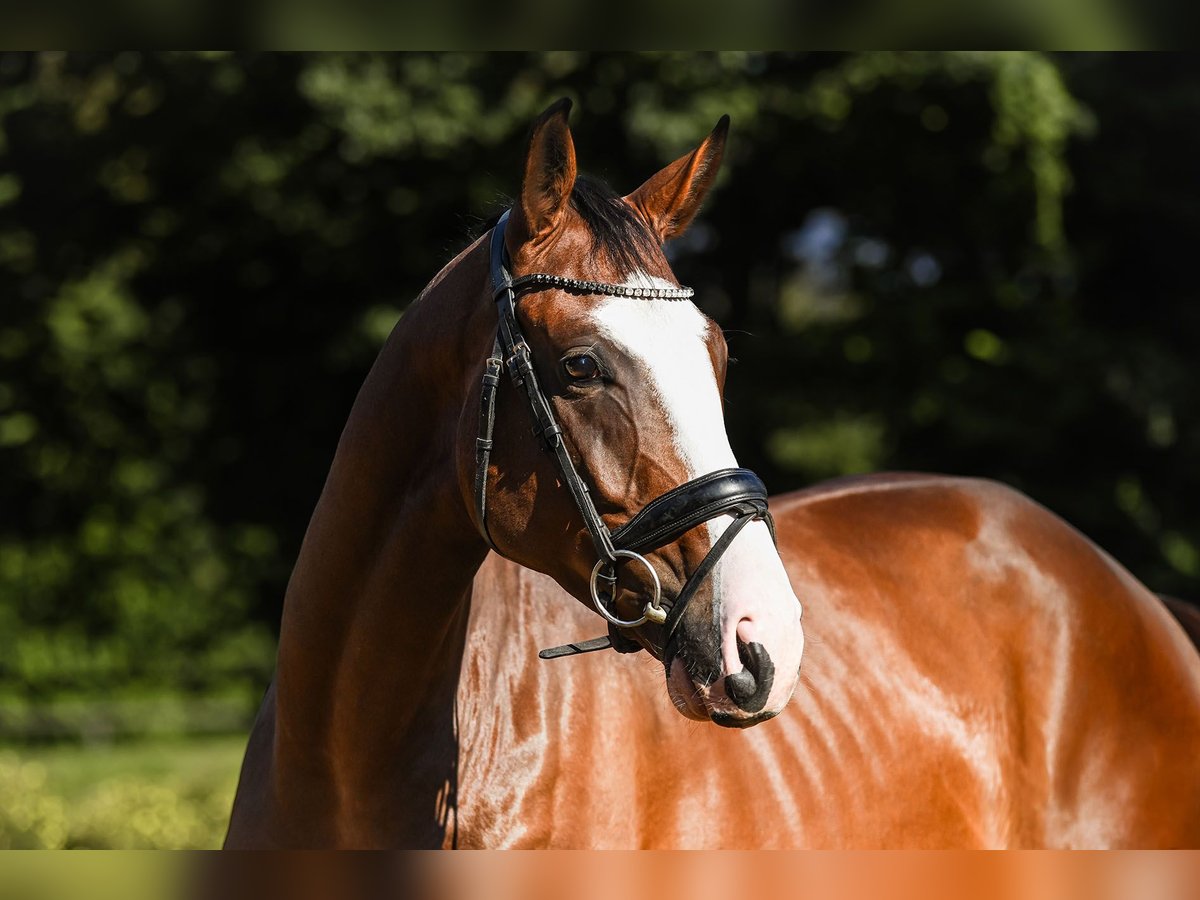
[0, 52, 1197, 742]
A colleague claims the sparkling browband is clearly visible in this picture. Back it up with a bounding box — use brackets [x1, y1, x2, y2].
[511, 272, 695, 301]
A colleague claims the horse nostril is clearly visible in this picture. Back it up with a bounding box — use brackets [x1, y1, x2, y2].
[724, 640, 775, 713]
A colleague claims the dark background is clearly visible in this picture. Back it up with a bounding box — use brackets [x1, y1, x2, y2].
[1, 52, 1197, 744]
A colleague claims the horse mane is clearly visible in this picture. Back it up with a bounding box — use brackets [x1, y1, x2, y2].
[480, 174, 665, 279]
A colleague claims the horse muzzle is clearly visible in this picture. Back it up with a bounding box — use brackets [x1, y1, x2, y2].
[661, 516, 804, 726]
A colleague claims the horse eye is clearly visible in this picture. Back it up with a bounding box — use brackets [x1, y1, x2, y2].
[562, 354, 601, 382]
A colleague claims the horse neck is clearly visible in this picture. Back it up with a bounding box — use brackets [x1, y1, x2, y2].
[271, 236, 493, 812]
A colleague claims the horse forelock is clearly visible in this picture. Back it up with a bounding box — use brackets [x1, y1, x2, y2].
[568, 175, 665, 279]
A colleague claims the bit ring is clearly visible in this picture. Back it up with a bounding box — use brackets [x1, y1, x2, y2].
[589, 550, 664, 628]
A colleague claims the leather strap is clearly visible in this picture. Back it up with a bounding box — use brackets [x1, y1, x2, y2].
[489, 214, 617, 565]
[538, 636, 613, 659]
[662, 511, 756, 647]
[474, 336, 503, 552]
[611, 468, 771, 553]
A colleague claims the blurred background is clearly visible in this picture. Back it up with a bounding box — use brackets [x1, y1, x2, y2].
[0, 51, 1197, 848]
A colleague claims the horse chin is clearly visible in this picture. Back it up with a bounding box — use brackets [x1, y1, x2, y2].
[710, 709, 780, 729]
[665, 658, 711, 721]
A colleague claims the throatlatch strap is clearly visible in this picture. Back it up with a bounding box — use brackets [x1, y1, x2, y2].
[474, 336, 503, 551]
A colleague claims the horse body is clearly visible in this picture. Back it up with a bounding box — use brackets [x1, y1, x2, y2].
[224, 102, 1200, 848]
[454, 475, 1200, 848]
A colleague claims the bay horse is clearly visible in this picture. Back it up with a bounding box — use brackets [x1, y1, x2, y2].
[225, 100, 1200, 848]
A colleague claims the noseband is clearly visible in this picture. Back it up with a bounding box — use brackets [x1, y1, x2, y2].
[475, 210, 775, 659]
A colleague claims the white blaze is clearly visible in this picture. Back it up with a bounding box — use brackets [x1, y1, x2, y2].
[590, 276, 804, 716]
[590, 279, 736, 476]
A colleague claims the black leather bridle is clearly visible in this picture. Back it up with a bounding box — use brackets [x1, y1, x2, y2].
[475, 210, 775, 660]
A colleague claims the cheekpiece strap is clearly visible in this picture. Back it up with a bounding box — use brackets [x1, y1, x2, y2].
[488, 212, 617, 565]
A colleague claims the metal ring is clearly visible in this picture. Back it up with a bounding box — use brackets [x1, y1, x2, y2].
[589, 550, 663, 628]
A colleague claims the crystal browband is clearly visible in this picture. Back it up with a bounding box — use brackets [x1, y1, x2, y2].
[509, 272, 695, 302]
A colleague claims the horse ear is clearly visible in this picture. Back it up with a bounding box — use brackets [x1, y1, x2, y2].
[509, 98, 577, 247]
[625, 115, 729, 243]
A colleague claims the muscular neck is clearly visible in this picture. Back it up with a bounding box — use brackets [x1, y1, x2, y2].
[270, 237, 493, 845]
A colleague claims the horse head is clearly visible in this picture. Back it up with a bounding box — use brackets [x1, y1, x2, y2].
[459, 100, 804, 727]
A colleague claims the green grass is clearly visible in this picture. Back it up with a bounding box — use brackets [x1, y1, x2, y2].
[0, 735, 249, 849]
[24, 735, 247, 803]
